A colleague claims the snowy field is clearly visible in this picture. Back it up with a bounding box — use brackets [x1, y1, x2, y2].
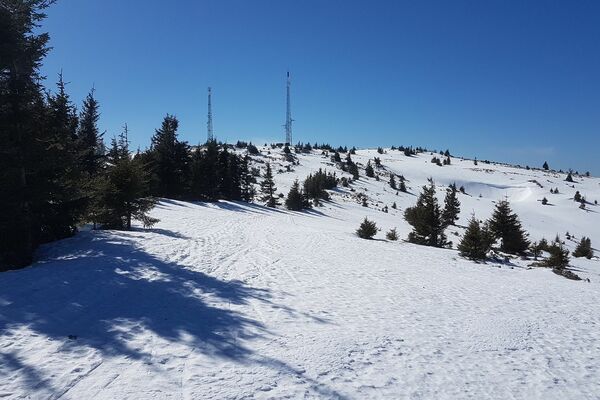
[1, 148, 600, 399]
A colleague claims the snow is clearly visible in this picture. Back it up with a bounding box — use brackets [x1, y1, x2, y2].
[1, 148, 599, 399]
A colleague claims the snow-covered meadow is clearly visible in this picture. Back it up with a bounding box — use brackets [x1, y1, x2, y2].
[1, 147, 599, 399]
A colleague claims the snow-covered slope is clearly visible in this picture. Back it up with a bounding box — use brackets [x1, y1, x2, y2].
[1, 148, 599, 399]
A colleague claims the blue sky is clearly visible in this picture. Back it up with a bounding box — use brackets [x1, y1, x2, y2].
[40, 0, 600, 173]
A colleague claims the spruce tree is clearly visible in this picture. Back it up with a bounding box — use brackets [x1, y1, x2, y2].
[0, 0, 52, 269]
[260, 163, 278, 207]
[77, 88, 104, 176]
[345, 152, 359, 179]
[565, 172, 574, 182]
[389, 174, 397, 190]
[356, 217, 377, 239]
[488, 199, 529, 254]
[92, 128, 158, 230]
[386, 228, 398, 241]
[285, 180, 309, 211]
[39, 73, 84, 243]
[573, 237, 593, 259]
[240, 154, 255, 202]
[399, 180, 407, 193]
[544, 242, 570, 269]
[458, 216, 491, 260]
[543, 161, 549, 170]
[365, 161, 375, 178]
[404, 181, 447, 247]
[147, 114, 190, 198]
[442, 183, 460, 226]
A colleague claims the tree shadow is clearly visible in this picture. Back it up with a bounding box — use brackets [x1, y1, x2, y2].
[138, 227, 191, 239]
[0, 231, 271, 390]
[191, 200, 288, 215]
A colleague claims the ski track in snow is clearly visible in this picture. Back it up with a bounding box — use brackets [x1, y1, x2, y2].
[1, 148, 600, 399]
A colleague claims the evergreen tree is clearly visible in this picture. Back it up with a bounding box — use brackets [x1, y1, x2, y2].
[92, 128, 158, 230]
[303, 169, 337, 200]
[442, 183, 460, 226]
[458, 216, 491, 260]
[386, 228, 398, 241]
[38, 73, 84, 244]
[565, 172, 574, 182]
[77, 88, 104, 176]
[0, 0, 53, 269]
[573, 237, 593, 259]
[542, 161, 549, 170]
[389, 174, 396, 190]
[147, 114, 190, 198]
[344, 152, 359, 179]
[365, 161, 375, 177]
[399, 180, 407, 193]
[356, 217, 377, 239]
[190, 140, 219, 200]
[240, 154, 255, 202]
[544, 242, 570, 269]
[285, 180, 309, 211]
[404, 181, 447, 247]
[488, 199, 530, 254]
[260, 163, 278, 207]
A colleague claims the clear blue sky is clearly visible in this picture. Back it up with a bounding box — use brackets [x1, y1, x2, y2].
[40, 0, 600, 174]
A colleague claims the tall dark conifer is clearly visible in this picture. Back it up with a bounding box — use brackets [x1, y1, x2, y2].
[38, 72, 83, 243]
[77, 88, 104, 176]
[488, 199, 530, 254]
[147, 114, 190, 198]
[442, 183, 461, 226]
[404, 181, 447, 247]
[0, 0, 53, 269]
[260, 163, 278, 207]
[92, 128, 158, 230]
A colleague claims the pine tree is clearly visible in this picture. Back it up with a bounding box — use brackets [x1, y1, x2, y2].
[260, 163, 278, 207]
[92, 128, 158, 230]
[544, 242, 570, 269]
[488, 199, 530, 254]
[389, 174, 397, 189]
[285, 180, 309, 211]
[365, 161, 374, 178]
[404, 181, 447, 247]
[458, 216, 491, 260]
[38, 72, 84, 243]
[565, 172, 574, 182]
[240, 154, 255, 202]
[399, 180, 407, 193]
[77, 88, 104, 176]
[0, 0, 52, 269]
[345, 152, 359, 179]
[356, 217, 378, 239]
[442, 183, 460, 226]
[147, 114, 190, 198]
[386, 228, 398, 241]
[573, 237, 593, 259]
[543, 161, 549, 170]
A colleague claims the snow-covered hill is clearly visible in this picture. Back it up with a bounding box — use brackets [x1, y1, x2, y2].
[1, 147, 599, 399]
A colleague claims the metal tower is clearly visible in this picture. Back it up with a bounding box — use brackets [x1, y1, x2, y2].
[285, 72, 293, 145]
[207, 87, 214, 142]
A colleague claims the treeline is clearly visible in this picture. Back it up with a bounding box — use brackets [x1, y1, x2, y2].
[0, 2, 253, 270]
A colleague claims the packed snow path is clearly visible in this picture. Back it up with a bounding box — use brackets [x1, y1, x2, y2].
[1, 198, 599, 399]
